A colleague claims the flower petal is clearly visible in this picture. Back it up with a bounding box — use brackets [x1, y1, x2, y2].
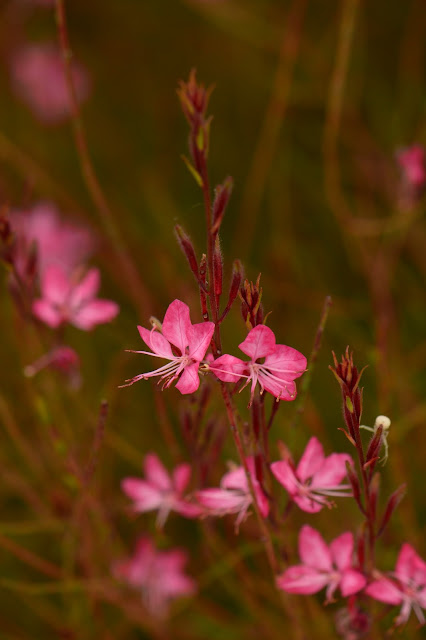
[175, 362, 200, 394]
[299, 525, 332, 571]
[297, 437, 325, 483]
[138, 326, 174, 358]
[365, 578, 403, 605]
[71, 299, 119, 330]
[69, 268, 99, 308]
[329, 532, 354, 571]
[32, 299, 63, 328]
[238, 325, 276, 361]
[187, 321, 215, 361]
[172, 464, 191, 494]
[121, 478, 163, 511]
[144, 453, 172, 490]
[41, 263, 70, 304]
[311, 453, 352, 490]
[264, 344, 307, 379]
[162, 299, 191, 353]
[340, 569, 367, 597]
[210, 354, 247, 382]
[270, 460, 298, 496]
[277, 565, 330, 595]
[396, 543, 426, 584]
[196, 488, 248, 515]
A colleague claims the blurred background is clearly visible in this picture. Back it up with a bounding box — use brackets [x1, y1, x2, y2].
[0, 0, 425, 638]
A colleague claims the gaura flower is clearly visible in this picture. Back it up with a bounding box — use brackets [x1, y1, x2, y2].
[196, 457, 269, 530]
[270, 437, 353, 513]
[113, 537, 196, 618]
[277, 525, 366, 602]
[32, 264, 119, 330]
[209, 324, 306, 405]
[121, 453, 201, 528]
[121, 299, 214, 394]
[365, 544, 426, 627]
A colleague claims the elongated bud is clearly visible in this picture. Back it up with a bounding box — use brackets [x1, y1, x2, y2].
[240, 274, 264, 329]
[219, 259, 243, 323]
[329, 348, 367, 440]
[212, 176, 233, 234]
[345, 461, 364, 513]
[174, 224, 199, 280]
[356, 530, 365, 569]
[366, 424, 383, 469]
[199, 254, 209, 321]
[254, 453, 264, 484]
[369, 472, 380, 525]
[213, 236, 223, 299]
[378, 483, 407, 537]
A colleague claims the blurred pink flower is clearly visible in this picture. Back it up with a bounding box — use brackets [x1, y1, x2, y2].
[32, 264, 119, 330]
[270, 437, 352, 513]
[24, 345, 81, 388]
[121, 452, 201, 528]
[209, 324, 306, 405]
[9, 43, 90, 123]
[277, 525, 366, 602]
[397, 145, 426, 189]
[365, 544, 426, 626]
[10, 202, 93, 279]
[122, 299, 214, 394]
[114, 537, 196, 618]
[196, 457, 269, 530]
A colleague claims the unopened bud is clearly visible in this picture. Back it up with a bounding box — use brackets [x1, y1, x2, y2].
[175, 224, 199, 280]
[212, 176, 233, 234]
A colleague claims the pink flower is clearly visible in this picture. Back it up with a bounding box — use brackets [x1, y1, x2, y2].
[209, 324, 306, 404]
[9, 43, 90, 124]
[121, 453, 201, 528]
[365, 544, 426, 626]
[10, 202, 93, 279]
[122, 299, 214, 394]
[32, 264, 119, 330]
[270, 437, 352, 513]
[277, 525, 366, 602]
[397, 145, 426, 190]
[114, 537, 196, 618]
[196, 457, 269, 530]
[24, 345, 81, 388]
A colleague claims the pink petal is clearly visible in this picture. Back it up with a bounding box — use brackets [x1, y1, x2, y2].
[311, 453, 352, 490]
[365, 578, 403, 605]
[175, 362, 200, 394]
[173, 500, 202, 518]
[238, 325, 276, 361]
[32, 299, 63, 328]
[292, 493, 324, 514]
[396, 543, 426, 583]
[299, 525, 332, 571]
[221, 467, 247, 492]
[270, 460, 299, 495]
[187, 321, 215, 361]
[264, 344, 307, 378]
[196, 488, 248, 515]
[260, 375, 297, 401]
[41, 264, 70, 304]
[277, 565, 330, 595]
[340, 569, 367, 597]
[296, 437, 325, 483]
[329, 532, 354, 571]
[121, 478, 163, 511]
[69, 268, 99, 308]
[144, 453, 172, 490]
[71, 300, 119, 330]
[173, 464, 191, 494]
[254, 484, 270, 518]
[210, 354, 247, 382]
[162, 299, 191, 354]
[137, 326, 174, 359]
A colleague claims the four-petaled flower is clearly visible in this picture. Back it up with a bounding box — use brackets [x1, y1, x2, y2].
[277, 525, 366, 602]
[113, 537, 196, 618]
[32, 264, 119, 330]
[365, 544, 426, 627]
[121, 453, 201, 528]
[196, 457, 269, 530]
[270, 437, 353, 513]
[122, 299, 214, 394]
[209, 324, 307, 405]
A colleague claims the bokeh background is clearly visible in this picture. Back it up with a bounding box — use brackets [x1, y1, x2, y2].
[0, 0, 425, 638]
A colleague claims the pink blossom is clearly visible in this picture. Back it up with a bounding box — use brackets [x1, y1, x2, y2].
[196, 457, 269, 530]
[270, 437, 353, 513]
[209, 324, 306, 404]
[9, 43, 90, 124]
[277, 525, 366, 602]
[32, 264, 119, 330]
[24, 345, 81, 388]
[397, 145, 426, 189]
[10, 202, 93, 279]
[121, 299, 214, 394]
[114, 537, 196, 618]
[365, 544, 426, 626]
[121, 453, 201, 528]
